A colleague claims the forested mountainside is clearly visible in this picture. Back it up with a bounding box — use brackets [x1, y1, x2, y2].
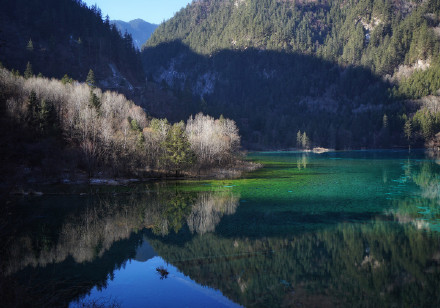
[111, 19, 158, 50]
[0, 0, 144, 88]
[143, 0, 440, 149]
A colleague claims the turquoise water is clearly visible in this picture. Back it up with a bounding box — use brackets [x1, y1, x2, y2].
[1, 151, 440, 307]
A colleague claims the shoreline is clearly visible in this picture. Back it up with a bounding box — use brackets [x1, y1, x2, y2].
[4, 160, 262, 196]
[4, 148, 438, 196]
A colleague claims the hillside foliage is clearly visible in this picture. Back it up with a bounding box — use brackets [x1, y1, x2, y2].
[0, 67, 243, 183]
[143, 0, 440, 149]
[146, 0, 440, 75]
[0, 0, 144, 84]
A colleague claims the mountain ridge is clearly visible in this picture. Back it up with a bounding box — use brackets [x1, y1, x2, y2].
[111, 19, 158, 50]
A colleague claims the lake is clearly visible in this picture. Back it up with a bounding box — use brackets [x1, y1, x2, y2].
[1, 150, 440, 307]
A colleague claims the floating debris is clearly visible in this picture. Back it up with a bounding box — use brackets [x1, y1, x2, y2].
[156, 266, 169, 280]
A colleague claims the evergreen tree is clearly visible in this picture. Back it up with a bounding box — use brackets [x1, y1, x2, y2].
[296, 130, 302, 148]
[162, 122, 194, 175]
[86, 69, 96, 89]
[38, 99, 50, 134]
[86, 69, 101, 111]
[61, 74, 73, 85]
[89, 92, 101, 111]
[26, 38, 33, 52]
[24, 61, 33, 79]
[404, 118, 412, 150]
[383, 114, 388, 129]
[27, 90, 39, 127]
[302, 132, 310, 149]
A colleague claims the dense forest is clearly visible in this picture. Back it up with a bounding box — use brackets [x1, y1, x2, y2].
[0, 67, 247, 187]
[0, 0, 144, 88]
[143, 0, 440, 149]
[0, 0, 255, 186]
[147, 0, 440, 75]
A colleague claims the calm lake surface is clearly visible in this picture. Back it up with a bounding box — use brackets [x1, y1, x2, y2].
[2, 151, 440, 307]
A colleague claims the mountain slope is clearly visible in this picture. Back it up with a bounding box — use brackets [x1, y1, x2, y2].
[112, 19, 158, 50]
[146, 0, 440, 75]
[142, 0, 440, 149]
[0, 0, 144, 87]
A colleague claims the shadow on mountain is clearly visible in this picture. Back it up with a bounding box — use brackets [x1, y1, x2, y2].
[142, 40, 401, 149]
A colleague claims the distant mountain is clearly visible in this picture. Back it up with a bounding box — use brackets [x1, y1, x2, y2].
[112, 19, 158, 50]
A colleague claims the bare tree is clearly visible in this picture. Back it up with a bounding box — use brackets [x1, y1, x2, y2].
[186, 113, 240, 168]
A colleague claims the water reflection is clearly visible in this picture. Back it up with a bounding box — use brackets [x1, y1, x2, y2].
[0, 188, 239, 307]
[296, 153, 309, 170]
[2, 190, 239, 275]
[187, 192, 238, 235]
[146, 220, 440, 307]
[2, 151, 440, 307]
[389, 160, 440, 232]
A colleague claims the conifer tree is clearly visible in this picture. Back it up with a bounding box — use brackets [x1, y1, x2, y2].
[163, 122, 194, 175]
[61, 74, 73, 85]
[383, 114, 388, 129]
[38, 99, 50, 134]
[86, 69, 101, 111]
[24, 61, 33, 79]
[404, 119, 412, 150]
[86, 69, 96, 89]
[296, 130, 302, 148]
[26, 38, 33, 52]
[27, 90, 39, 127]
[302, 132, 310, 149]
[89, 92, 101, 111]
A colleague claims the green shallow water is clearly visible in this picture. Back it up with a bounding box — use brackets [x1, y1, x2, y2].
[1, 150, 440, 307]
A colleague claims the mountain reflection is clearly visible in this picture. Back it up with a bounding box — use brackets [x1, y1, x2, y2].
[2, 153, 440, 307]
[389, 160, 440, 232]
[140, 158, 440, 307]
[146, 220, 440, 307]
[0, 188, 239, 307]
[2, 189, 240, 275]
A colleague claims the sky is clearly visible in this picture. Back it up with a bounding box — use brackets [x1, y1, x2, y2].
[82, 0, 193, 24]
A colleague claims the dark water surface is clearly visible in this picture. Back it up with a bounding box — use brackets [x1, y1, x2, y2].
[1, 151, 440, 307]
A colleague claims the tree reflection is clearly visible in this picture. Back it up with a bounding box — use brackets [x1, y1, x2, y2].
[187, 192, 239, 235]
[3, 156, 440, 307]
[296, 154, 309, 170]
[0, 188, 239, 307]
[390, 160, 440, 231]
[2, 189, 240, 275]
[146, 220, 440, 307]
